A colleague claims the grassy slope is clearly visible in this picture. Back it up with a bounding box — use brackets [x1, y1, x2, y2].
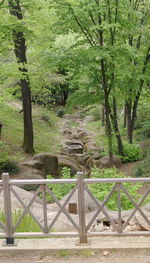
[0, 97, 62, 161]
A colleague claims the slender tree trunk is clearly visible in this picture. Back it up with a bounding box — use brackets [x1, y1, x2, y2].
[126, 100, 133, 143]
[110, 97, 124, 156]
[123, 104, 127, 128]
[8, 0, 34, 153]
[101, 105, 105, 126]
[104, 92, 113, 163]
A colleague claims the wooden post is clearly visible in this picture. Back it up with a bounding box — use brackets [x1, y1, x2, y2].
[2, 173, 14, 245]
[117, 183, 122, 233]
[77, 172, 87, 244]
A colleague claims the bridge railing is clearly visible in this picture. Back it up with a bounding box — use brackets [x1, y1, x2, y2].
[0, 172, 150, 245]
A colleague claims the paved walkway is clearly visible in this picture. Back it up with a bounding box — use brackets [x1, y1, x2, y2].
[1, 236, 150, 255]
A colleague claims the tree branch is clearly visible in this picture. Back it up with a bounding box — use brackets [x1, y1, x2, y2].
[89, 11, 100, 40]
[70, 8, 96, 46]
[0, 0, 5, 6]
[131, 46, 150, 123]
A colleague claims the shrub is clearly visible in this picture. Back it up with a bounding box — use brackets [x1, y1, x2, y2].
[89, 167, 142, 210]
[0, 159, 19, 175]
[141, 120, 150, 139]
[57, 109, 65, 118]
[134, 149, 150, 177]
[46, 167, 75, 202]
[119, 143, 142, 162]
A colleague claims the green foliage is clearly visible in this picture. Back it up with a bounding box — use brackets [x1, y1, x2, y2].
[89, 167, 142, 210]
[113, 143, 143, 162]
[46, 167, 75, 202]
[83, 104, 102, 121]
[0, 159, 19, 175]
[140, 120, 150, 139]
[120, 143, 143, 162]
[57, 109, 65, 118]
[0, 209, 40, 232]
[134, 149, 150, 178]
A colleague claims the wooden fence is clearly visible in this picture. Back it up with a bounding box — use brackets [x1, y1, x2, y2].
[0, 172, 150, 245]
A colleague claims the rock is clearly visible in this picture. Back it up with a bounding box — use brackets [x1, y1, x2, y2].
[103, 251, 109, 256]
[61, 140, 84, 155]
[58, 155, 82, 175]
[97, 155, 122, 168]
[0, 186, 42, 210]
[143, 202, 150, 212]
[124, 224, 142, 232]
[16, 167, 45, 180]
[91, 222, 104, 232]
[20, 160, 43, 171]
[135, 209, 150, 230]
[93, 152, 102, 160]
[33, 153, 59, 177]
[43, 211, 99, 232]
[61, 189, 103, 213]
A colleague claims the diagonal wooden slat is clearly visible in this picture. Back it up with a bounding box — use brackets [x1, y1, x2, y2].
[0, 220, 6, 232]
[10, 185, 44, 232]
[46, 186, 79, 232]
[85, 184, 118, 231]
[0, 187, 3, 195]
[120, 184, 150, 230]
[41, 185, 48, 233]
[47, 185, 78, 232]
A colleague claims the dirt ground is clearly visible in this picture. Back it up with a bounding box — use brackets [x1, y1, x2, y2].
[1, 250, 150, 263]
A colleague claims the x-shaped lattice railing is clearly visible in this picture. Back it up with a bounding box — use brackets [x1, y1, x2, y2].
[9, 184, 79, 233]
[1, 173, 150, 246]
[84, 182, 150, 233]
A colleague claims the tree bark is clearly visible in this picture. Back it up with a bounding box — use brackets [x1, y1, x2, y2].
[101, 105, 105, 126]
[104, 95, 113, 163]
[126, 100, 133, 144]
[110, 97, 124, 156]
[8, 0, 34, 153]
[123, 104, 127, 128]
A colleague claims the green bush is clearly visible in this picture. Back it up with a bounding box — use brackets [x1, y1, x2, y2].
[57, 109, 65, 118]
[46, 167, 75, 202]
[119, 143, 142, 162]
[0, 159, 19, 175]
[134, 149, 150, 177]
[89, 167, 143, 210]
[141, 120, 150, 139]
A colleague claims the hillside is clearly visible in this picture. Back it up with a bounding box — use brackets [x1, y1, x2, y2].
[0, 96, 62, 162]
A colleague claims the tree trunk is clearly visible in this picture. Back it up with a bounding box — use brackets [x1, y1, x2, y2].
[123, 104, 127, 128]
[8, 0, 34, 153]
[126, 100, 133, 144]
[101, 105, 105, 126]
[104, 95, 113, 163]
[110, 97, 124, 156]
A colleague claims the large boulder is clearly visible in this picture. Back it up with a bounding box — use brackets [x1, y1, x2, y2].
[20, 160, 43, 171]
[33, 153, 59, 177]
[58, 155, 82, 175]
[61, 139, 84, 155]
[61, 189, 103, 213]
[0, 186, 42, 210]
[96, 155, 122, 168]
[135, 209, 150, 231]
[17, 167, 45, 180]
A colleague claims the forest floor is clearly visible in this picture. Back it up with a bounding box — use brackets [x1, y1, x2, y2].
[1, 249, 150, 263]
